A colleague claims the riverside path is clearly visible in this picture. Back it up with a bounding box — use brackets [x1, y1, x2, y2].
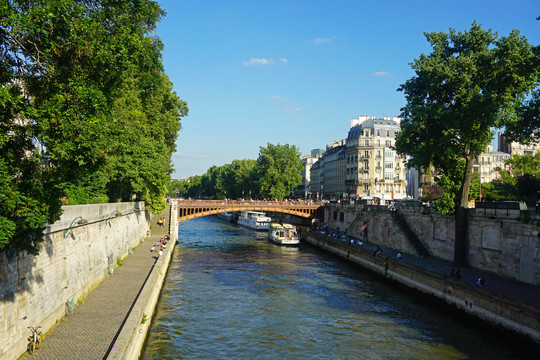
[25, 208, 172, 360]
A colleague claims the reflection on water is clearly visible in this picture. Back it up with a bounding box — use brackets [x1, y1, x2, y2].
[141, 217, 533, 360]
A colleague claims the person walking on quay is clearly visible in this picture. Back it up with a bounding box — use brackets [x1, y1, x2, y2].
[373, 245, 382, 257]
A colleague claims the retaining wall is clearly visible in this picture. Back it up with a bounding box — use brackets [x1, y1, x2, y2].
[324, 204, 540, 285]
[300, 229, 540, 345]
[0, 202, 149, 360]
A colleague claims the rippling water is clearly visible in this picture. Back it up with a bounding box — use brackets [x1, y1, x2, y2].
[141, 217, 533, 360]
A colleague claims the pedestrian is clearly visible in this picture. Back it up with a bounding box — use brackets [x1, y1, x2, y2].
[476, 276, 487, 287]
[361, 221, 368, 242]
[373, 245, 382, 257]
[150, 246, 155, 252]
[159, 249, 163, 257]
[455, 270, 462, 280]
[450, 268, 455, 278]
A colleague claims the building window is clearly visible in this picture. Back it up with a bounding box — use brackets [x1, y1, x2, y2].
[339, 212, 344, 222]
[364, 140, 370, 147]
[377, 140, 381, 147]
[364, 184, 369, 192]
[364, 172, 369, 179]
[364, 151, 369, 158]
[384, 161, 393, 169]
[385, 140, 392, 147]
[386, 130, 390, 137]
[385, 149, 393, 157]
[384, 172, 393, 180]
[377, 129, 380, 136]
[364, 161, 369, 170]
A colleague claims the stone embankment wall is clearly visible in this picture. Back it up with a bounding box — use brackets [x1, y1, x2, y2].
[300, 229, 540, 345]
[0, 202, 149, 360]
[324, 204, 540, 286]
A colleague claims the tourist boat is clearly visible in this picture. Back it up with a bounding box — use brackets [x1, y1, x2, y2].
[237, 211, 271, 231]
[268, 223, 300, 246]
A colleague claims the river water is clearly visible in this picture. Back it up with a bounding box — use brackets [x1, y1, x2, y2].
[141, 216, 533, 360]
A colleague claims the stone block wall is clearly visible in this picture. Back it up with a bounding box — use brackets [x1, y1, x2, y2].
[324, 204, 540, 285]
[0, 202, 149, 360]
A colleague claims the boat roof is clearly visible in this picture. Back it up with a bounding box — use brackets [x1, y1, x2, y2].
[270, 223, 296, 230]
[241, 211, 267, 215]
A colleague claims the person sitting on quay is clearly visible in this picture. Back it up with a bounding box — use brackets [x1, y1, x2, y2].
[476, 276, 487, 287]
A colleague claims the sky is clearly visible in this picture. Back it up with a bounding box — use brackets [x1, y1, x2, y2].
[155, 0, 540, 179]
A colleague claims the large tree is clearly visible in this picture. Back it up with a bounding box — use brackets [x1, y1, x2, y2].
[255, 143, 303, 200]
[395, 22, 539, 266]
[0, 0, 187, 253]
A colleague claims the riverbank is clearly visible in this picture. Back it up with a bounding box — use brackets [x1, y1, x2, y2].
[299, 228, 540, 347]
[17, 209, 174, 360]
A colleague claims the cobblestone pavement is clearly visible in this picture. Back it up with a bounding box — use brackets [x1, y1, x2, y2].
[28, 209, 171, 360]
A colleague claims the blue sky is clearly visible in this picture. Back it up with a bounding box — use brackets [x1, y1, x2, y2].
[155, 0, 540, 179]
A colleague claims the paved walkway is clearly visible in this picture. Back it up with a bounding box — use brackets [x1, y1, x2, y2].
[28, 209, 171, 360]
[335, 233, 540, 309]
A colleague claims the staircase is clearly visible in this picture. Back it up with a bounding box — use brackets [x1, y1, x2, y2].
[391, 209, 429, 256]
[344, 211, 364, 236]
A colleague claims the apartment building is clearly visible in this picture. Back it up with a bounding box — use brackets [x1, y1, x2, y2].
[345, 116, 407, 203]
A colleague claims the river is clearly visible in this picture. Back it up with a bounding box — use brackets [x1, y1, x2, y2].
[141, 216, 533, 359]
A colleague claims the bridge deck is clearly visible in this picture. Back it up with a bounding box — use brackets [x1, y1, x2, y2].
[177, 200, 323, 222]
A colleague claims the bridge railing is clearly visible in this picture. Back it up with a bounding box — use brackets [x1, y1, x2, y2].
[177, 199, 322, 207]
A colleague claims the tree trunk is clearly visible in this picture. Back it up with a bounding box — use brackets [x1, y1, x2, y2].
[453, 153, 475, 266]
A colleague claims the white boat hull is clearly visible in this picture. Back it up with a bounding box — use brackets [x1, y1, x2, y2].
[268, 223, 300, 246]
[237, 211, 271, 231]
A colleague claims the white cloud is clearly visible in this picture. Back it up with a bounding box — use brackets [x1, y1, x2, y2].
[284, 107, 301, 114]
[269, 95, 293, 102]
[172, 152, 207, 159]
[372, 71, 390, 77]
[313, 37, 331, 45]
[243, 58, 272, 66]
[279, 58, 288, 63]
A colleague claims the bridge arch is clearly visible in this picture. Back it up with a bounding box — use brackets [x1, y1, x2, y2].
[177, 200, 323, 223]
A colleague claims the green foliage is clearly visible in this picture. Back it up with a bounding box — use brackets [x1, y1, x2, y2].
[493, 153, 540, 204]
[396, 22, 539, 208]
[255, 143, 303, 200]
[0, 1, 187, 254]
[176, 143, 303, 200]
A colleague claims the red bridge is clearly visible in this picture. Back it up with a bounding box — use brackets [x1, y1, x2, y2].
[177, 200, 324, 223]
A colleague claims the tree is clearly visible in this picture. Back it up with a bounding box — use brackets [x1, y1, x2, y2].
[0, 0, 187, 253]
[395, 22, 539, 266]
[254, 143, 303, 200]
